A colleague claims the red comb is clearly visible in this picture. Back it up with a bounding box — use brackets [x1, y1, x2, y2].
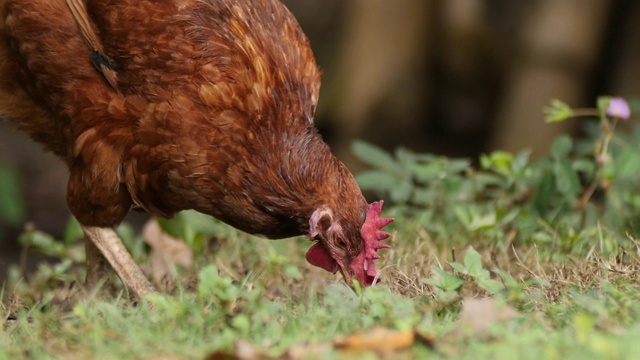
[359, 200, 394, 277]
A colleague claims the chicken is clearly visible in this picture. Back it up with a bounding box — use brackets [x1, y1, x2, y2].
[0, 0, 393, 298]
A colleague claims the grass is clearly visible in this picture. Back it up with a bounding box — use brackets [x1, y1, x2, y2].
[3, 210, 640, 359]
[2, 218, 640, 359]
[3, 97, 640, 359]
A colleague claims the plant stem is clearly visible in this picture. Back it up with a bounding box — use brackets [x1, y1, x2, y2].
[578, 117, 618, 208]
[570, 109, 601, 118]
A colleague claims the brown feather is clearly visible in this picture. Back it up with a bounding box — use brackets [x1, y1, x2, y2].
[0, 0, 373, 281]
[66, 0, 119, 88]
[66, 0, 100, 51]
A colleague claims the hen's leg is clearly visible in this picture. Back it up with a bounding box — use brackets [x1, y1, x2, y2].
[84, 238, 111, 292]
[82, 226, 157, 299]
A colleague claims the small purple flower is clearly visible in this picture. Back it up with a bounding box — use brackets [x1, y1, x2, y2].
[606, 97, 631, 120]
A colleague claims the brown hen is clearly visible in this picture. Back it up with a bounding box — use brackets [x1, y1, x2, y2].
[0, 0, 393, 298]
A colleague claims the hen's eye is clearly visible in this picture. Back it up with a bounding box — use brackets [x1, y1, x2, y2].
[335, 237, 346, 248]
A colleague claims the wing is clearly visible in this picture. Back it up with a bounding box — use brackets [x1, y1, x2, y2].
[1, 0, 139, 225]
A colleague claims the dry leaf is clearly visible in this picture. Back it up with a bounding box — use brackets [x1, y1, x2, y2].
[204, 351, 244, 360]
[457, 297, 519, 339]
[282, 343, 332, 360]
[205, 341, 270, 360]
[334, 326, 415, 352]
[204, 328, 425, 360]
[142, 219, 193, 285]
[414, 329, 437, 348]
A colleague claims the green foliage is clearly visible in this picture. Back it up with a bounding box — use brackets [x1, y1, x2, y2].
[353, 98, 640, 259]
[353, 140, 472, 206]
[424, 247, 542, 306]
[544, 96, 615, 124]
[423, 267, 464, 302]
[544, 99, 575, 123]
[426, 247, 499, 299]
[157, 210, 235, 253]
[450, 247, 505, 295]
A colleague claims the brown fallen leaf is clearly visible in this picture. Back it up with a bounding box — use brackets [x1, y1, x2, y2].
[206, 341, 332, 360]
[142, 219, 193, 285]
[282, 343, 333, 360]
[414, 329, 437, 348]
[205, 353, 238, 360]
[205, 341, 269, 360]
[205, 328, 427, 360]
[334, 326, 415, 352]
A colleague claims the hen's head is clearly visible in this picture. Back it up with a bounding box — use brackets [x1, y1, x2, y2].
[306, 200, 393, 286]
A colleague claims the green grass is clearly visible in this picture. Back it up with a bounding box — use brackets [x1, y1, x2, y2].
[3, 97, 640, 359]
[3, 220, 640, 359]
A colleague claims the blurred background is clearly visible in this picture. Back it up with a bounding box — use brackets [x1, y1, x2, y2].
[1, 0, 639, 271]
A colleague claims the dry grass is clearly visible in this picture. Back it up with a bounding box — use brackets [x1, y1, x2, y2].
[5, 215, 640, 310]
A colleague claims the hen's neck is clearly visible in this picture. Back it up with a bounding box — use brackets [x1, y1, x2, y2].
[247, 125, 363, 238]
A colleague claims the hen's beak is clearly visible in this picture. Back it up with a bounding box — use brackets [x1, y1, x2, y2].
[339, 264, 377, 290]
[338, 266, 354, 289]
